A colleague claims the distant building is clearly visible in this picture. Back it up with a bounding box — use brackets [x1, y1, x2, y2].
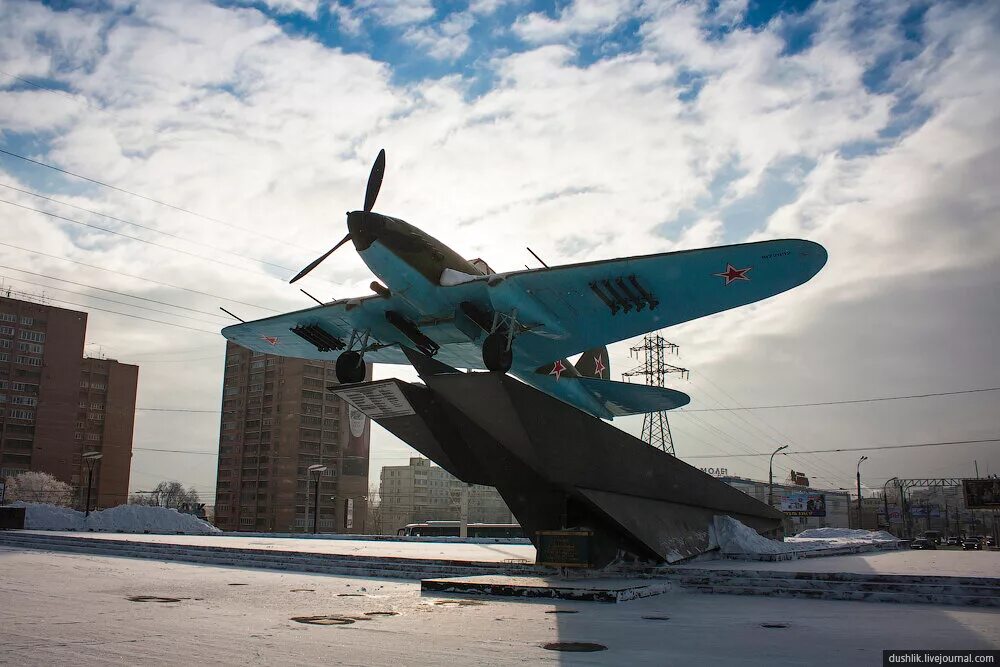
[378, 457, 514, 534]
[719, 475, 850, 530]
[212, 342, 371, 533]
[0, 295, 137, 507]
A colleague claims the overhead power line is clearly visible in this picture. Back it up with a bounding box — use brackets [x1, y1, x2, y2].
[0, 240, 278, 312]
[0, 146, 314, 252]
[0, 263, 230, 320]
[2, 198, 281, 279]
[0, 182, 295, 272]
[675, 387, 1000, 412]
[683, 438, 1000, 459]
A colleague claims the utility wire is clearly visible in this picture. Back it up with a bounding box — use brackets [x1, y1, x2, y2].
[0, 146, 315, 252]
[2, 198, 282, 279]
[0, 182, 295, 272]
[683, 438, 1000, 458]
[674, 387, 1000, 412]
[2, 274, 227, 326]
[16, 292, 218, 334]
[0, 240, 278, 312]
[0, 264, 231, 320]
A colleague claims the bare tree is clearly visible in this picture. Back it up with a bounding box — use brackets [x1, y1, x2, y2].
[4, 471, 73, 506]
[128, 481, 200, 509]
[366, 485, 385, 535]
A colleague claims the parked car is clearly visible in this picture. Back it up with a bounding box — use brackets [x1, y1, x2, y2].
[962, 538, 982, 550]
[910, 538, 936, 550]
[987, 536, 996, 547]
[946, 536, 960, 546]
[921, 530, 942, 545]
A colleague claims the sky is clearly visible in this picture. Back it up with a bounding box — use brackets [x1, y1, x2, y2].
[0, 0, 998, 506]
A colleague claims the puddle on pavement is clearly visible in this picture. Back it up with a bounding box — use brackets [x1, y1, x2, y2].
[291, 616, 356, 626]
[290, 589, 315, 593]
[542, 642, 607, 652]
[643, 615, 670, 621]
[337, 593, 365, 597]
[545, 610, 579, 614]
[364, 611, 398, 617]
[761, 623, 788, 629]
[127, 596, 185, 603]
[228, 583, 249, 586]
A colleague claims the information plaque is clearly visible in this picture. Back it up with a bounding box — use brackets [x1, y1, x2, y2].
[536, 530, 593, 568]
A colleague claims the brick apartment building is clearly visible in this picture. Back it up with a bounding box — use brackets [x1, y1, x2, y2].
[213, 342, 371, 533]
[0, 295, 138, 507]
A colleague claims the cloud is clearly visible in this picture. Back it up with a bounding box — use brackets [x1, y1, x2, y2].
[513, 0, 639, 44]
[404, 11, 475, 61]
[355, 0, 435, 27]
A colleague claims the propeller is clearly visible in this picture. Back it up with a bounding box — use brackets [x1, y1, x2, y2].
[289, 149, 386, 284]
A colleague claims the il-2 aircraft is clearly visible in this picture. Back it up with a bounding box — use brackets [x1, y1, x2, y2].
[222, 150, 827, 420]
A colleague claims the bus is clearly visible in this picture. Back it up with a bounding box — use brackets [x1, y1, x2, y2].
[397, 521, 524, 538]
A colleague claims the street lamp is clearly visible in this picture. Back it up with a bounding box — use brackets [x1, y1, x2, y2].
[308, 464, 327, 534]
[856, 456, 868, 529]
[768, 445, 788, 507]
[883, 476, 897, 531]
[82, 452, 103, 517]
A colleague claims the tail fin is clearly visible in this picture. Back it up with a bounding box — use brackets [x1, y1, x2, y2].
[574, 346, 610, 380]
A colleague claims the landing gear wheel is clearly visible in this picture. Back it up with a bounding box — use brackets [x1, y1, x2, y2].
[336, 351, 366, 384]
[482, 332, 512, 373]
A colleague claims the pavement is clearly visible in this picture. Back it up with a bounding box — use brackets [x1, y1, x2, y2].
[1, 545, 998, 666]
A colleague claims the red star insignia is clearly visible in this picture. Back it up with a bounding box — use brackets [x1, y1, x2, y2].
[592, 353, 606, 377]
[549, 359, 566, 381]
[714, 263, 752, 285]
[262, 335, 279, 346]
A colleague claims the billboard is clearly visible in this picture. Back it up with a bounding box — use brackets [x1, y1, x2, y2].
[963, 478, 1000, 509]
[781, 492, 826, 517]
[910, 505, 941, 518]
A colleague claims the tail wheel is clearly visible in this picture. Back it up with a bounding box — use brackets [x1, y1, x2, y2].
[336, 351, 366, 384]
[482, 332, 512, 373]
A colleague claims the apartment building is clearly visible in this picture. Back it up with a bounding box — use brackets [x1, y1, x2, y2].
[0, 295, 137, 506]
[213, 342, 370, 533]
[378, 457, 514, 534]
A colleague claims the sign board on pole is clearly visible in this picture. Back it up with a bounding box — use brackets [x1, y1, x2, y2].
[780, 492, 827, 517]
[963, 478, 1000, 509]
[345, 498, 354, 530]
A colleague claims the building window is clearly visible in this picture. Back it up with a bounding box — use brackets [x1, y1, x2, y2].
[10, 396, 37, 406]
[86, 434, 101, 441]
[9, 409, 34, 421]
[0, 313, 15, 322]
[19, 316, 32, 326]
[240, 517, 254, 526]
[0, 340, 10, 349]
[0, 326, 13, 336]
[91, 382, 106, 390]
[19, 330, 44, 342]
[17, 342, 43, 354]
[75, 432, 83, 440]
[15, 356, 41, 367]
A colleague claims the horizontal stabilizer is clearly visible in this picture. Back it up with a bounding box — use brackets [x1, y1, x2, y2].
[572, 377, 690, 416]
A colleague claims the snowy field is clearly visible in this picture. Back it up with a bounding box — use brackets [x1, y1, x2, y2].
[1, 547, 997, 666]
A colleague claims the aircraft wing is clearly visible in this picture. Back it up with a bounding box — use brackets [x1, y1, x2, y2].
[484, 239, 827, 365]
[221, 293, 485, 369]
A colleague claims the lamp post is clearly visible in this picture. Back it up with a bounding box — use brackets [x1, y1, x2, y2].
[768, 445, 788, 507]
[308, 464, 327, 534]
[883, 476, 897, 531]
[856, 456, 868, 529]
[82, 452, 103, 517]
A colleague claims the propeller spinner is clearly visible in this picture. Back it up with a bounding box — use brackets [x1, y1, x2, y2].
[289, 149, 386, 284]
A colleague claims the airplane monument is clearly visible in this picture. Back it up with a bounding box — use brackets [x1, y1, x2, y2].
[221, 150, 827, 566]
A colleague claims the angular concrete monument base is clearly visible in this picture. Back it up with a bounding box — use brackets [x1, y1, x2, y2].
[331, 349, 784, 568]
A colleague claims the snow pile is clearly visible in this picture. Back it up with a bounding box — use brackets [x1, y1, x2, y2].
[792, 527, 897, 542]
[12, 502, 220, 535]
[711, 516, 820, 555]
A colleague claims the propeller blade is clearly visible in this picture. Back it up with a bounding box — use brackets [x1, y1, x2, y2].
[364, 149, 386, 213]
[289, 232, 352, 284]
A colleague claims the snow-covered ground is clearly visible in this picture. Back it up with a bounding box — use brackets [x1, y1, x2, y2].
[20, 530, 537, 562]
[1, 546, 996, 666]
[12, 502, 220, 535]
[711, 516, 899, 556]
